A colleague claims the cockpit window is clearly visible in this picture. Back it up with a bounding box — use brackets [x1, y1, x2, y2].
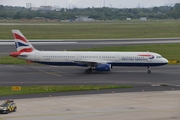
[156, 56, 162, 58]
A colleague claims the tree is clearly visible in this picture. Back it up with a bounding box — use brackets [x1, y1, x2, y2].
[153, 7, 159, 13]
[174, 3, 180, 10]
[26, 13, 33, 19]
[0, 4, 179, 20]
[13, 12, 21, 19]
[167, 3, 180, 19]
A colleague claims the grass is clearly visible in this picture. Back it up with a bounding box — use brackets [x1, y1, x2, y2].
[0, 56, 26, 64]
[0, 20, 180, 39]
[0, 85, 133, 96]
[1, 43, 180, 64]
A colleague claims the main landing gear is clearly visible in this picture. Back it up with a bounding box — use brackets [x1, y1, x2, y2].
[85, 68, 92, 74]
[147, 66, 151, 74]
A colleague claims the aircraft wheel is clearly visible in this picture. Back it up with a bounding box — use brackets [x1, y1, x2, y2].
[85, 68, 92, 74]
[147, 70, 151, 74]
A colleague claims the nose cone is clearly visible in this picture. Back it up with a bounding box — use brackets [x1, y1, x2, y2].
[163, 58, 168, 64]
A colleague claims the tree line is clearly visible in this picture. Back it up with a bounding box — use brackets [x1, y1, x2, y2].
[0, 3, 179, 20]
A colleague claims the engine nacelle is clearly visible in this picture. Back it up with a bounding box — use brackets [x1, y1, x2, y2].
[94, 64, 111, 71]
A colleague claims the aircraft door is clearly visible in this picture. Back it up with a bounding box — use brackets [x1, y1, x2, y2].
[35, 52, 39, 61]
[76, 54, 81, 61]
[115, 54, 120, 62]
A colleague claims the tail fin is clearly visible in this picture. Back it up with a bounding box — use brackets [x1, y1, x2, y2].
[12, 30, 36, 52]
[10, 30, 36, 57]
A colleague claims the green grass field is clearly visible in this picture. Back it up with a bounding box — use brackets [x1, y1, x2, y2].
[0, 85, 132, 96]
[0, 56, 26, 64]
[0, 20, 180, 39]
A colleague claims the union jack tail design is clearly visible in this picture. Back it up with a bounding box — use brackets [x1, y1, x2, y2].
[10, 30, 36, 57]
[12, 30, 36, 52]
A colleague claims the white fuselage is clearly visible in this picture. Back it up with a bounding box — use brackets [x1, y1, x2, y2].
[19, 50, 168, 67]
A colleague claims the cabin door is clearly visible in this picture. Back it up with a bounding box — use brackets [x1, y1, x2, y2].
[35, 52, 39, 61]
[115, 54, 120, 62]
[76, 54, 81, 61]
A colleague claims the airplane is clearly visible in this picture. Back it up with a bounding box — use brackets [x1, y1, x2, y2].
[10, 30, 168, 74]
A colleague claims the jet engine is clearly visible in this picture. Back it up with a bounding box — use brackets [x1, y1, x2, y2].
[94, 64, 111, 71]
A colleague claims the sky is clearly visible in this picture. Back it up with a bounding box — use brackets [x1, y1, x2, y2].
[0, 0, 179, 8]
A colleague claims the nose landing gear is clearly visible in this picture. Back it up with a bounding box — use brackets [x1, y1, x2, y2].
[147, 66, 151, 74]
[85, 68, 92, 74]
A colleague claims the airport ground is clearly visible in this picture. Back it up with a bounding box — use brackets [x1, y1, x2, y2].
[0, 39, 180, 120]
[0, 90, 180, 120]
[0, 64, 180, 97]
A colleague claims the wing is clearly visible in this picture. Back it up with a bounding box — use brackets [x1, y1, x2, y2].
[73, 60, 111, 67]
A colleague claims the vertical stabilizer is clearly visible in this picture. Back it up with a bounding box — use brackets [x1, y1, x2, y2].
[10, 30, 36, 57]
[12, 30, 36, 52]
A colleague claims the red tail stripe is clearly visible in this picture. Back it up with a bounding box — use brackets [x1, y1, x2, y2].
[19, 48, 33, 53]
[9, 48, 33, 58]
[9, 52, 21, 57]
[13, 33, 28, 43]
